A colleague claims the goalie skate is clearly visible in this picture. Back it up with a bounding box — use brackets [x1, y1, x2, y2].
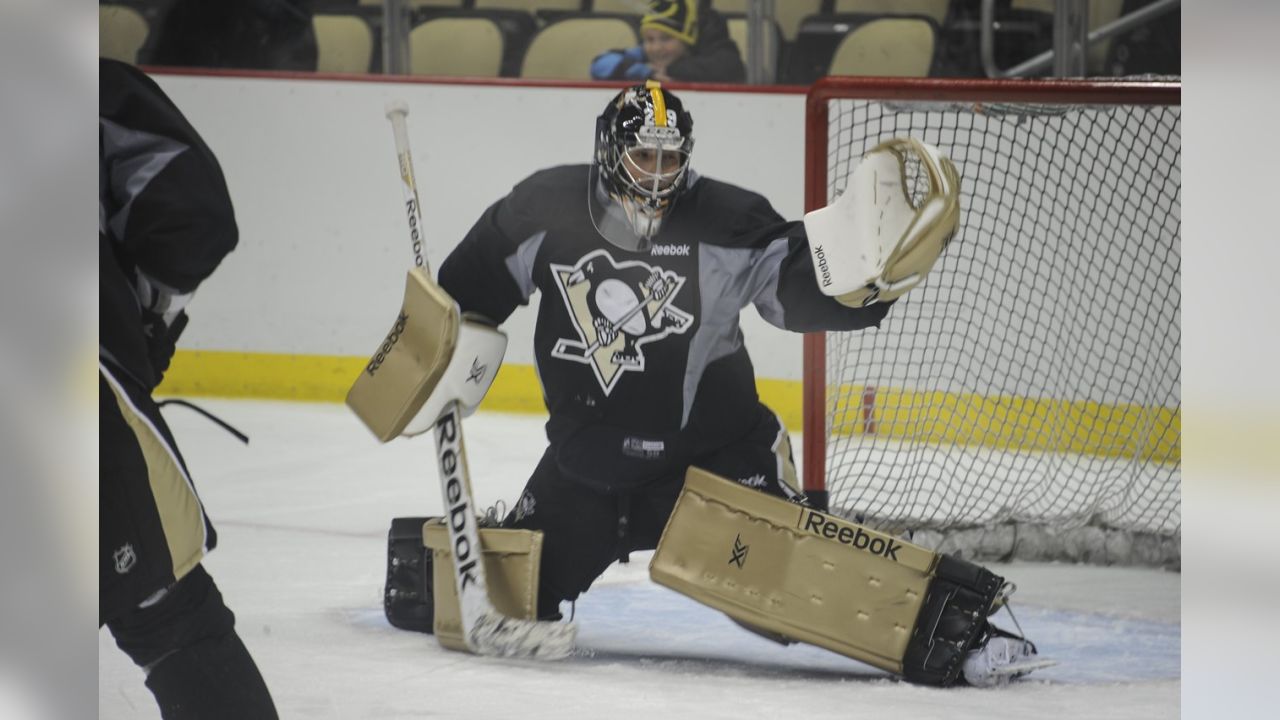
[960, 624, 1056, 687]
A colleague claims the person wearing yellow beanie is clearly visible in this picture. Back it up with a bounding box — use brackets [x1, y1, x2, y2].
[591, 0, 745, 83]
[642, 0, 699, 46]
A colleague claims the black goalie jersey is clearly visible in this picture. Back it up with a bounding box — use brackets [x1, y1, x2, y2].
[438, 165, 890, 480]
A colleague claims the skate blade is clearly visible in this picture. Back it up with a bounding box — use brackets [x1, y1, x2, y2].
[991, 657, 1058, 677]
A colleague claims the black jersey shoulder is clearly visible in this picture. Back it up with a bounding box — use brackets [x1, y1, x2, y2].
[673, 175, 800, 250]
[101, 59, 196, 146]
[486, 164, 594, 249]
[511, 164, 591, 202]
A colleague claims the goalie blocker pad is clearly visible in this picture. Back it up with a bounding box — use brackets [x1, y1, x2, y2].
[347, 267, 508, 442]
[650, 468, 1002, 686]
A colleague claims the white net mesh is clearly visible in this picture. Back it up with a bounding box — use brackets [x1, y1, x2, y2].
[816, 89, 1180, 566]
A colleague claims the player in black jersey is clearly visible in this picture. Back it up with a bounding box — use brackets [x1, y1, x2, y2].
[100, 60, 277, 718]
[382, 81, 1044, 684]
[435, 82, 893, 621]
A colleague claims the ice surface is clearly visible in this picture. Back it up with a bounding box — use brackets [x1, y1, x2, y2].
[99, 400, 1179, 718]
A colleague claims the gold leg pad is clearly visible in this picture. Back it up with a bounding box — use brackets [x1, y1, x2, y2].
[423, 520, 543, 653]
[650, 468, 940, 674]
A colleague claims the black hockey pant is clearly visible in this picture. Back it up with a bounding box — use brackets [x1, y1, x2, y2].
[106, 563, 278, 719]
[506, 405, 803, 619]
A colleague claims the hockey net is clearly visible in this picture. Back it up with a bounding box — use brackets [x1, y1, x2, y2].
[803, 77, 1181, 566]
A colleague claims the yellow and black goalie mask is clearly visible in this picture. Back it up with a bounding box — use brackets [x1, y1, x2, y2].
[591, 81, 695, 251]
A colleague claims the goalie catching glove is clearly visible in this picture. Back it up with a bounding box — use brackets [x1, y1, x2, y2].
[804, 138, 960, 307]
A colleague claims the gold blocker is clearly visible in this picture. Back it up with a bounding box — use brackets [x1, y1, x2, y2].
[346, 99, 574, 659]
[650, 468, 1005, 685]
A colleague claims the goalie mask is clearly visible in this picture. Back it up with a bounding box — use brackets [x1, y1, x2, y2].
[590, 81, 695, 252]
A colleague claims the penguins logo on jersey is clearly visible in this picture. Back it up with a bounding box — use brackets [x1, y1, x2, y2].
[550, 248, 693, 395]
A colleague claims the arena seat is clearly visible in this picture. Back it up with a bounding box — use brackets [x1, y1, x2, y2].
[832, 0, 952, 25]
[827, 17, 936, 77]
[474, 0, 584, 11]
[314, 14, 375, 73]
[357, 0, 468, 7]
[100, 4, 150, 64]
[590, 0, 647, 14]
[712, 0, 822, 41]
[520, 17, 638, 79]
[410, 17, 506, 77]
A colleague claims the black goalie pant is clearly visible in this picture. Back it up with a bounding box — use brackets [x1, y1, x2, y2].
[506, 404, 803, 619]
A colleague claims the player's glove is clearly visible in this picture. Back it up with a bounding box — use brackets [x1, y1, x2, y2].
[141, 309, 188, 384]
[591, 46, 651, 81]
[803, 138, 960, 307]
[135, 270, 193, 385]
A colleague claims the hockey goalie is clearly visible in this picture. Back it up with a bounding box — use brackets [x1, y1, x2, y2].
[356, 82, 1048, 686]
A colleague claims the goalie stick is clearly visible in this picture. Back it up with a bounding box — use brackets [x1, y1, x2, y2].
[384, 99, 576, 659]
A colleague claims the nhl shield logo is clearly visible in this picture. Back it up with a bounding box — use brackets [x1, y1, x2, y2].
[113, 543, 137, 574]
[550, 248, 693, 395]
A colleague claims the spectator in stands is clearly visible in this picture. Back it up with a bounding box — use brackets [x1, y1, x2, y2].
[591, 0, 745, 84]
[150, 0, 317, 72]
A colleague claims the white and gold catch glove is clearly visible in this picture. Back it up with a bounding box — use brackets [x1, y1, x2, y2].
[804, 138, 961, 307]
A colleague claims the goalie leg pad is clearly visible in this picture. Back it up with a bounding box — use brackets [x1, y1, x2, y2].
[649, 468, 1001, 685]
[422, 520, 544, 654]
[346, 267, 507, 442]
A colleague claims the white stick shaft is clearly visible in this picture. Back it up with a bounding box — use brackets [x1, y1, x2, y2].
[386, 99, 574, 659]
[431, 402, 489, 635]
[385, 101, 427, 271]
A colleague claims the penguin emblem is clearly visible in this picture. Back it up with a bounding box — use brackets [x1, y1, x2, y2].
[550, 248, 693, 394]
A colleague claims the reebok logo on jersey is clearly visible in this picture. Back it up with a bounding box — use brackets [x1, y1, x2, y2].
[650, 244, 690, 257]
[549, 249, 693, 396]
[800, 510, 902, 562]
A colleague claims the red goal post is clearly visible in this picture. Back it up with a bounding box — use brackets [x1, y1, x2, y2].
[801, 77, 1181, 564]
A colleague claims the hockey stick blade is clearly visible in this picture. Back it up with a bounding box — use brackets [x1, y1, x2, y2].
[435, 403, 577, 660]
[469, 610, 577, 660]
